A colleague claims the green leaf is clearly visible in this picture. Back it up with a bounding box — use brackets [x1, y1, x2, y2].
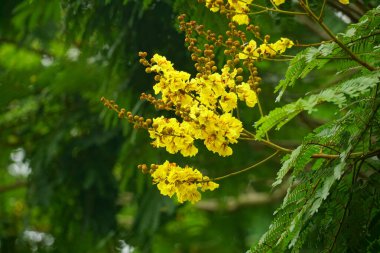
[255, 71, 380, 140]
[274, 44, 335, 102]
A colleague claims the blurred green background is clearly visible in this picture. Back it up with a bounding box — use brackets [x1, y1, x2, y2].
[0, 0, 376, 252]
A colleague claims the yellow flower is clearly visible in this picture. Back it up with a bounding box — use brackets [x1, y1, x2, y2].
[150, 161, 219, 204]
[150, 54, 194, 106]
[273, 0, 286, 5]
[221, 66, 237, 89]
[176, 183, 201, 204]
[149, 117, 198, 157]
[232, 14, 250, 25]
[239, 40, 258, 60]
[157, 181, 176, 197]
[254, 38, 294, 58]
[236, 82, 258, 107]
[220, 92, 238, 112]
[208, 72, 228, 96]
[203, 0, 256, 24]
[145, 54, 245, 158]
[228, 0, 253, 25]
[271, 37, 294, 54]
[199, 85, 218, 109]
[204, 133, 232, 156]
[200, 177, 219, 191]
[200, 113, 242, 156]
[151, 54, 174, 73]
[257, 43, 277, 57]
[205, 0, 220, 12]
[339, 0, 349, 4]
[220, 113, 243, 144]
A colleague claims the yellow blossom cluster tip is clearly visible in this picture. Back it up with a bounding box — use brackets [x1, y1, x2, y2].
[274, 0, 349, 5]
[150, 161, 219, 204]
[239, 38, 294, 60]
[273, 0, 285, 5]
[204, 0, 253, 25]
[146, 54, 257, 157]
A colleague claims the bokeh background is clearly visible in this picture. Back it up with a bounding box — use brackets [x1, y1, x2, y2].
[0, 0, 376, 252]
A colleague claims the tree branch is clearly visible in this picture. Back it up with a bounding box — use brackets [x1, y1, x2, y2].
[0, 181, 27, 194]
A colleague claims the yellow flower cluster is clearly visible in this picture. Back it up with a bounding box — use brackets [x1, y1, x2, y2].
[274, 0, 349, 5]
[149, 117, 198, 157]
[205, 0, 253, 25]
[151, 161, 219, 204]
[239, 38, 294, 60]
[148, 54, 257, 157]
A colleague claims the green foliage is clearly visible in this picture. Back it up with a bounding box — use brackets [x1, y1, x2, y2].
[252, 102, 380, 252]
[256, 7, 380, 140]
[274, 44, 333, 101]
[250, 6, 380, 253]
[255, 71, 380, 139]
[275, 6, 380, 101]
[0, 0, 198, 252]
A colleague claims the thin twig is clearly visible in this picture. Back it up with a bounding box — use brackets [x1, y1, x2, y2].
[319, 0, 327, 20]
[213, 151, 279, 181]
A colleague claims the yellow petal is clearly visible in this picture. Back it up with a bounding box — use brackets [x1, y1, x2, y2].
[273, 0, 286, 5]
[232, 14, 249, 25]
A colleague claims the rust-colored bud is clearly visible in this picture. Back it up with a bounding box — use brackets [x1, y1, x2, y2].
[138, 52, 147, 57]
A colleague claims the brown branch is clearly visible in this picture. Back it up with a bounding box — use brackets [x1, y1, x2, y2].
[310, 149, 380, 159]
[0, 181, 27, 194]
[295, 15, 330, 40]
[326, 0, 362, 22]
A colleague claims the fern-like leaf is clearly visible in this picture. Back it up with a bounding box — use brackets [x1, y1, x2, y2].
[255, 71, 380, 140]
[274, 44, 334, 102]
